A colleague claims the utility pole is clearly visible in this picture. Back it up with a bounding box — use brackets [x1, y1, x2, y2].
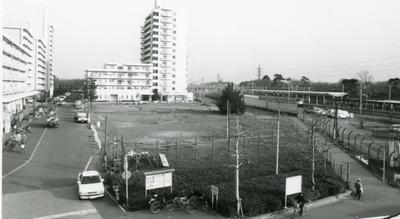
[275, 106, 281, 175]
[104, 115, 108, 171]
[227, 100, 230, 151]
[383, 143, 386, 182]
[333, 101, 338, 141]
[389, 84, 392, 122]
[311, 116, 316, 191]
[257, 65, 262, 89]
[359, 83, 363, 115]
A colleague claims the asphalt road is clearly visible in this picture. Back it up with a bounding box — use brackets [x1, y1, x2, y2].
[3, 104, 104, 218]
[2, 104, 222, 219]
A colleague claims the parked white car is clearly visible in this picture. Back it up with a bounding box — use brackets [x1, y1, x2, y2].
[313, 107, 327, 115]
[77, 170, 105, 200]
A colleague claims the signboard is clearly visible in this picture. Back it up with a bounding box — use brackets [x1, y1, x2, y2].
[285, 175, 302, 196]
[145, 172, 172, 190]
[144, 168, 175, 197]
[159, 153, 170, 167]
[121, 170, 132, 180]
[124, 155, 128, 171]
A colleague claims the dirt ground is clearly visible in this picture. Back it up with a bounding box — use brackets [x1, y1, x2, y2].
[91, 102, 311, 168]
[90, 103, 304, 143]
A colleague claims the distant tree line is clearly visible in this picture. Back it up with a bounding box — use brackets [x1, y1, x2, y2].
[53, 77, 85, 96]
[239, 71, 400, 100]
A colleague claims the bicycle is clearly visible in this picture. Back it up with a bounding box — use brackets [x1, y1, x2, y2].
[148, 194, 174, 214]
[291, 203, 307, 218]
[168, 195, 195, 214]
[190, 193, 209, 211]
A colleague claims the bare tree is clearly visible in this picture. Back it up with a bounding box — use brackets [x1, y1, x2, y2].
[357, 70, 373, 84]
[357, 70, 373, 98]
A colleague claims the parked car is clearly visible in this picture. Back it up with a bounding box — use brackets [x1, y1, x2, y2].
[391, 124, 400, 132]
[313, 107, 326, 115]
[77, 170, 104, 200]
[74, 111, 88, 123]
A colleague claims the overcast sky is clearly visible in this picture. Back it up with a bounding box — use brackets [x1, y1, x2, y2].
[4, 0, 400, 83]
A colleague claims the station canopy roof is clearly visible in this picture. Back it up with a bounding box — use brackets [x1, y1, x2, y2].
[250, 89, 347, 97]
[366, 99, 400, 104]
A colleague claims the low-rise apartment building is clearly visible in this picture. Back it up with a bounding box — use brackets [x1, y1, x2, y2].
[85, 63, 153, 102]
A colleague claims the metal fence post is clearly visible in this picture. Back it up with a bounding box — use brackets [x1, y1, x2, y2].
[368, 141, 375, 160]
[346, 163, 350, 182]
[354, 134, 360, 152]
[175, 139, 178, 168]
[195, 138, 198, 167]
[211, 136, 215, 167]
[342, 128, 346, 145]
[347, 131, 354, 149]
[340, 164, 343, 180]
[360, 137, 366, 155]
[257, 134, 261, 164]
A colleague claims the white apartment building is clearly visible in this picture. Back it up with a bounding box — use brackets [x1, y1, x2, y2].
[35, 38, 47, 91]
[46, 25, 54, 97]
[2, 29, 38, 132]
[140, 0, 192, 102]
[2, 25, 55, 133]
[85, 63, 153, 102]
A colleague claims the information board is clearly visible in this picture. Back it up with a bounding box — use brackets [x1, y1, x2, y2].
[145, 172, 172, 190]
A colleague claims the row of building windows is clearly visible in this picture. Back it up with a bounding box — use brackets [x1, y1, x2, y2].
[98, 86, 150, 90]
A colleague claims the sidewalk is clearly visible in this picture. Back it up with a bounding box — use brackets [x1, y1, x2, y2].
[2, 118, 46, 176]
[285, 117, 400, 219]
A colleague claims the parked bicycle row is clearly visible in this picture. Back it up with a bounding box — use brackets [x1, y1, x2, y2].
[149, 190, 209, 214]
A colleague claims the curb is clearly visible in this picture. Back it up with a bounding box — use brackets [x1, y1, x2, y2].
[248, 191, 351, 219]
[105, 190, 127, 213]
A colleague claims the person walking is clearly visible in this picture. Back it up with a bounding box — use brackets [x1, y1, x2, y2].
[354, 178, 363, 200]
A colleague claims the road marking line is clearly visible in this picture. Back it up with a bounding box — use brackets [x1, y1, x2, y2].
[84, 156, 93, 171]
[32, 208, 97, 219]
[106, 190, 127, 213]
[3, 128, 47, 178]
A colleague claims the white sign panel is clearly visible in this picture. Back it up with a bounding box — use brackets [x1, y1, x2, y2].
[285, 175, 302, 196]
[145, 172, 172, 190]
[159, 153, 170, 167]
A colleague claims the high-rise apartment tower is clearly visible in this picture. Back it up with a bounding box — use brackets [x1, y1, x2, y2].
[140, 0, 191, 102]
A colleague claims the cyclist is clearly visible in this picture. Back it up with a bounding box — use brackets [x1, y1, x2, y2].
[295, 193, 306, 216]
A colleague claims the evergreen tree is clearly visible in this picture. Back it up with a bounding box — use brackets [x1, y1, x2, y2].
[217, 83, 246, 114]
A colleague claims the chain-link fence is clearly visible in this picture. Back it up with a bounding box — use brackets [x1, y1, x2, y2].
[301, 112, 400, 187]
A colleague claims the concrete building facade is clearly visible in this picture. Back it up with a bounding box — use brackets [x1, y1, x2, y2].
[140, 0, 192, 102]
[2, 25, 54, 133]
[46, 25, 54, 97]
[85, 63, 153, 102]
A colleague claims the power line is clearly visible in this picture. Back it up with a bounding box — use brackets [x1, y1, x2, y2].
[263, 54, 400, 71]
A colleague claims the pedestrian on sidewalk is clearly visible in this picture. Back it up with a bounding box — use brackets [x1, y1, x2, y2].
[354, 178, 363, 200]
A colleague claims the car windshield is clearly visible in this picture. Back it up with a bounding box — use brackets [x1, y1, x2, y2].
[81, 175, 101, 184]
